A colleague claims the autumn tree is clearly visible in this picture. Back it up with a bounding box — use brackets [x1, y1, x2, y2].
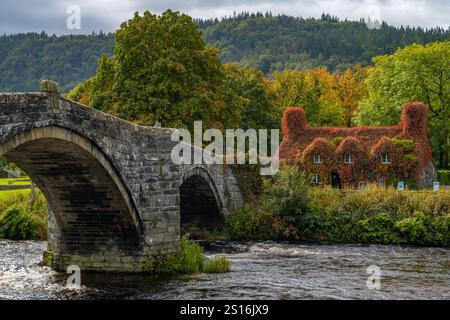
[271, 66, 368, 127]
[332, 65, 369, 127]
[271, 68, 339, 126]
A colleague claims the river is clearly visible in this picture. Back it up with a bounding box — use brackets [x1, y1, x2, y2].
[0, 240, 449, 299]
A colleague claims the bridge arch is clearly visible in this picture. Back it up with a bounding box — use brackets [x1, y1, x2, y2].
[0, 87, 245, 271]
[0, 126, 142, 254]
[179, 166, 224, 237]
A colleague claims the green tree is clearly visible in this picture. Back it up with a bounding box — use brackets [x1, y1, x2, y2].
[0, 157, 7, 169]
[354, 41, 450, 169]
[223, 63, 278, 130]
[68, 10, 242, 130]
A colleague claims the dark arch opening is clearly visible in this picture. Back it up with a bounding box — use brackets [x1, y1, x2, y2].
[2, 129, 141, 255]
[180, 174, 224, 238]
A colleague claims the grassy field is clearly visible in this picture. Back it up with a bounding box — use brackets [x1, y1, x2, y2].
[0, 178, 32, 201]
[0, 189, 31, 200]
[0, 178, 31, 185]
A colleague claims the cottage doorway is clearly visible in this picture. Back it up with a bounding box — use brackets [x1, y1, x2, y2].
[331, 171, 342, 189]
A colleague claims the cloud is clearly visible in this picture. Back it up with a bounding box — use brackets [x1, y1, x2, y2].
[0, 0, 448, 35]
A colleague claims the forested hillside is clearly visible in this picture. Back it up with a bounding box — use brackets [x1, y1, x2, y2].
[198, 12, 449, 73]
[0, 32, 113, 92]
[0, 12, 448, 92]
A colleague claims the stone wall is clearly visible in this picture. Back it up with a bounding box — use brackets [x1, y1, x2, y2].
[0, 81, 243, 272]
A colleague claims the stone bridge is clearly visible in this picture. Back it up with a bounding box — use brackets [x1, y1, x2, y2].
[0, 81, 243, 272]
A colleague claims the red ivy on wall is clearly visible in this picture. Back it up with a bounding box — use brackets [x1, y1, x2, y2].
[280, 101, 433, 187]
[299, 138, 335, 185]
[335, 136, 369, 186]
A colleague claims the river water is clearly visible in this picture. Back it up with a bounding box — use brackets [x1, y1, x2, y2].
[0, 240, 449, 299]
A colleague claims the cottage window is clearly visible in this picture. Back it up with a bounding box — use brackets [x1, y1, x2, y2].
[344, 153, 353, 164]
[312, 173, 321, 184]
[381, 154, 390, 164]
[313, 154, 322, 164]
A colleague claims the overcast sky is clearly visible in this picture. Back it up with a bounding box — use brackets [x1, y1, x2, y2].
[1, 0, 449, 35]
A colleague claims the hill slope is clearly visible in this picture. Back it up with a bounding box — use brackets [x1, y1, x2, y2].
[198, 13, 449, 73]
[0, 32, 113, 92]
[0, 13, 448, 92]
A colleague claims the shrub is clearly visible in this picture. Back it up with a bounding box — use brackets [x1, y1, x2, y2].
[264, 166, 318, 238]
[394, 212, 428, 243]
[438, 170, 450, 185]
[176, 235, 205, 273]
[310, 185, 450, 245]
[0, 190, 47, 240]
[203, 256, 230, 273]
[426, 214, 450, 244]
[231, 167, 450, 245]
[0, 205, 46, 240]
[357, 213, 400, 244]
[144, 236, 232, 275]
[226, 204, 281, 240]
[227, 166, 319, 240]
[395, 211, 450, 245]
[231, 163, 265, 202]
[144, 235, 205, 274]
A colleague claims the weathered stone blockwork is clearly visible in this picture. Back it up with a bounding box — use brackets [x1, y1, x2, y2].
[0, 82, 243, 272]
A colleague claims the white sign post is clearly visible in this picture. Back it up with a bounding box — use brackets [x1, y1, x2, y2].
[433, 181, 440, 192]
[397, 181, 404, 191]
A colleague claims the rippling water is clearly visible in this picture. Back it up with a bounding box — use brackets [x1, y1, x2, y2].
[0, 240, 449, 299]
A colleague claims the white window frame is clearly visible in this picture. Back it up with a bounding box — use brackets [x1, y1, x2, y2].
[381, 153, 390, 164]
[313, 154, 323, 164]
[312, 173, 321, 184]
[344, 153, 353, 164]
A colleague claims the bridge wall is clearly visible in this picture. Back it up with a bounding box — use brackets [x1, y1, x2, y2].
[0, 83, 243, 272]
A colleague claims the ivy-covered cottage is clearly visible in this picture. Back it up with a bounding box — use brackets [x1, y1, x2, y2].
[279, 102, 437, 188]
